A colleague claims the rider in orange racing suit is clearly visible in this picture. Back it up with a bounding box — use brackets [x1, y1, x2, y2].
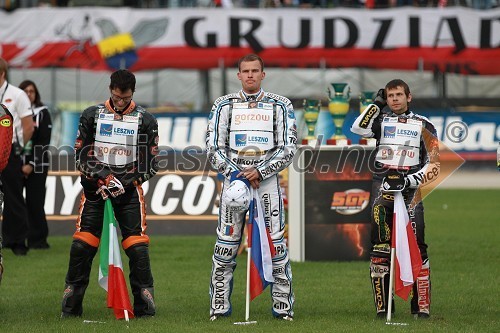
[61, 70, 159, 318]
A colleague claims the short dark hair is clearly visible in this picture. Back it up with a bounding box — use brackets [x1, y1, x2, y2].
[385, 79, 410, 97]
[238, 54, 264, 72]
[19, 80, 43, 107]
[109, 69, 136, 92]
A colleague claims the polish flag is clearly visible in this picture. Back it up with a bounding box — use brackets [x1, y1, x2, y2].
[392, 192, 422, 300]
[98, 200, 134, 320]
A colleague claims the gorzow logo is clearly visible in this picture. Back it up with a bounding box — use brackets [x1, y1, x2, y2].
[331, 189, 370, 215]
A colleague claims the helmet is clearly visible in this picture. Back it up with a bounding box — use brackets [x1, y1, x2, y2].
[224, 180, 250, 212]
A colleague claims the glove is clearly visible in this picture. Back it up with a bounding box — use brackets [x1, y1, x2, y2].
[104, 175, 125, 197]
[97, 175, 125, 199]
[96, 183, 110, 200]
[382, 173, 409, 192]
[374, 88, 386, 109]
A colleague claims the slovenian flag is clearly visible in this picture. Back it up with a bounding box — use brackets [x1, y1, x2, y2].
[392, 192, 422, 300]
[98, 200, 135, 320]
[248, 188, 276, 300]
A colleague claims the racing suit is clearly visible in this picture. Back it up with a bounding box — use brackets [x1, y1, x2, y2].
[0, 104, 13, 284]
[351, 103, 439, 317]
[61, 99, 159, 317]
[206, 89, 297, 318]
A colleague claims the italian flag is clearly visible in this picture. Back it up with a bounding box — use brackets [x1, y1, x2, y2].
[98, 200, 134, 320]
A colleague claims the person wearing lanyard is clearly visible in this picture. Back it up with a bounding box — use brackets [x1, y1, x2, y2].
[0, 57, 34, 256]
[19, 80, 53, 250]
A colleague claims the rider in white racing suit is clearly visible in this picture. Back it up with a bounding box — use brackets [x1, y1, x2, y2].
[206, 56, 297, 321]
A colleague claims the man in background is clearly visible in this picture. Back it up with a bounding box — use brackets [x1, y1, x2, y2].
[0, 57, 34, 256]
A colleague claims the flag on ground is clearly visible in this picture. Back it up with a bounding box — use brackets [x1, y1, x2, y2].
[248, 188, 275, 300]
[98, 199, 134, 319]
[392, 192, 422, 300]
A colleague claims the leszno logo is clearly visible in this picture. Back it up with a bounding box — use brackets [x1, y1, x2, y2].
[100, 123, 113, 136]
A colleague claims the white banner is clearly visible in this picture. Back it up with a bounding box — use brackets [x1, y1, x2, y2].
[0, 7, 498, 74]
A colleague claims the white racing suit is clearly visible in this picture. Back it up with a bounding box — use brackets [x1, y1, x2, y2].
[351, 103, 440, 317]
[206, 89, 297, 318]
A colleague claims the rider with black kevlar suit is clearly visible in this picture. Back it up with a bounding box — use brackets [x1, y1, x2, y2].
[61, 70, 159, 318]
[206, 54, 296, 321]
[351, 79, 439, 318]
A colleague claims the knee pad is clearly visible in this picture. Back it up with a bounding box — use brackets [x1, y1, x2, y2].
[125, 243, 150, 263]
[373, 204, 391, 243]
[213, 239, 239, 265]
[272, 239, 288, 265]
[70, 238, 98, 254]
[411, 258, 431, 316]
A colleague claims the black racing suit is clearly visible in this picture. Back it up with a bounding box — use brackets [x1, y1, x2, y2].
[352, 104, 439, 317]
[62, 99, 159, 317]
[22, 105, 52, 249]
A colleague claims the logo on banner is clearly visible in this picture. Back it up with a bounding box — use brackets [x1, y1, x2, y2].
[235, 134, 247, 146]
[100, 123, 113, 137]
[331, 189, 370, 215]
[384, 126, 396, 138]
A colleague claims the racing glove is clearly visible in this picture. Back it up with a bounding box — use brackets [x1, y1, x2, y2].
[374, 88, 387, 109]
[382, 173, 409, 192]
[97, 174, 125, 199]
[104, 175, 125, 197]
[96, 182, 110, 200]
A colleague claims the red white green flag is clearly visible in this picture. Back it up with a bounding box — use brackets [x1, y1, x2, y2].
[98, 200, 134, 320]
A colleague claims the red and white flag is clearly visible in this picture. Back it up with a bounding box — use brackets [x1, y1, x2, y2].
[98, 200, 134, 320]
[392, 192, 422, 300]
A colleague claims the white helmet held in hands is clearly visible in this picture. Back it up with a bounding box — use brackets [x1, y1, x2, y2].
[224, 180, 250, 211]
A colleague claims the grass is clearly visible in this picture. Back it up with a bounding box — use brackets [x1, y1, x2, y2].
[0, 189, 498, 332]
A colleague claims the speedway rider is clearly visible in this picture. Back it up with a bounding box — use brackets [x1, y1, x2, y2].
[61, 69, 159, 318]
[351, 79, 440, 318]
[206, 54, 296, 321]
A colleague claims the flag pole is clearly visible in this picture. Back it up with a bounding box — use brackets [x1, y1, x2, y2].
[124, 309, 129, 322]
[387, 247, 395, 322]
[245, 239, 251, 322]
[386, 190, 400, 323]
